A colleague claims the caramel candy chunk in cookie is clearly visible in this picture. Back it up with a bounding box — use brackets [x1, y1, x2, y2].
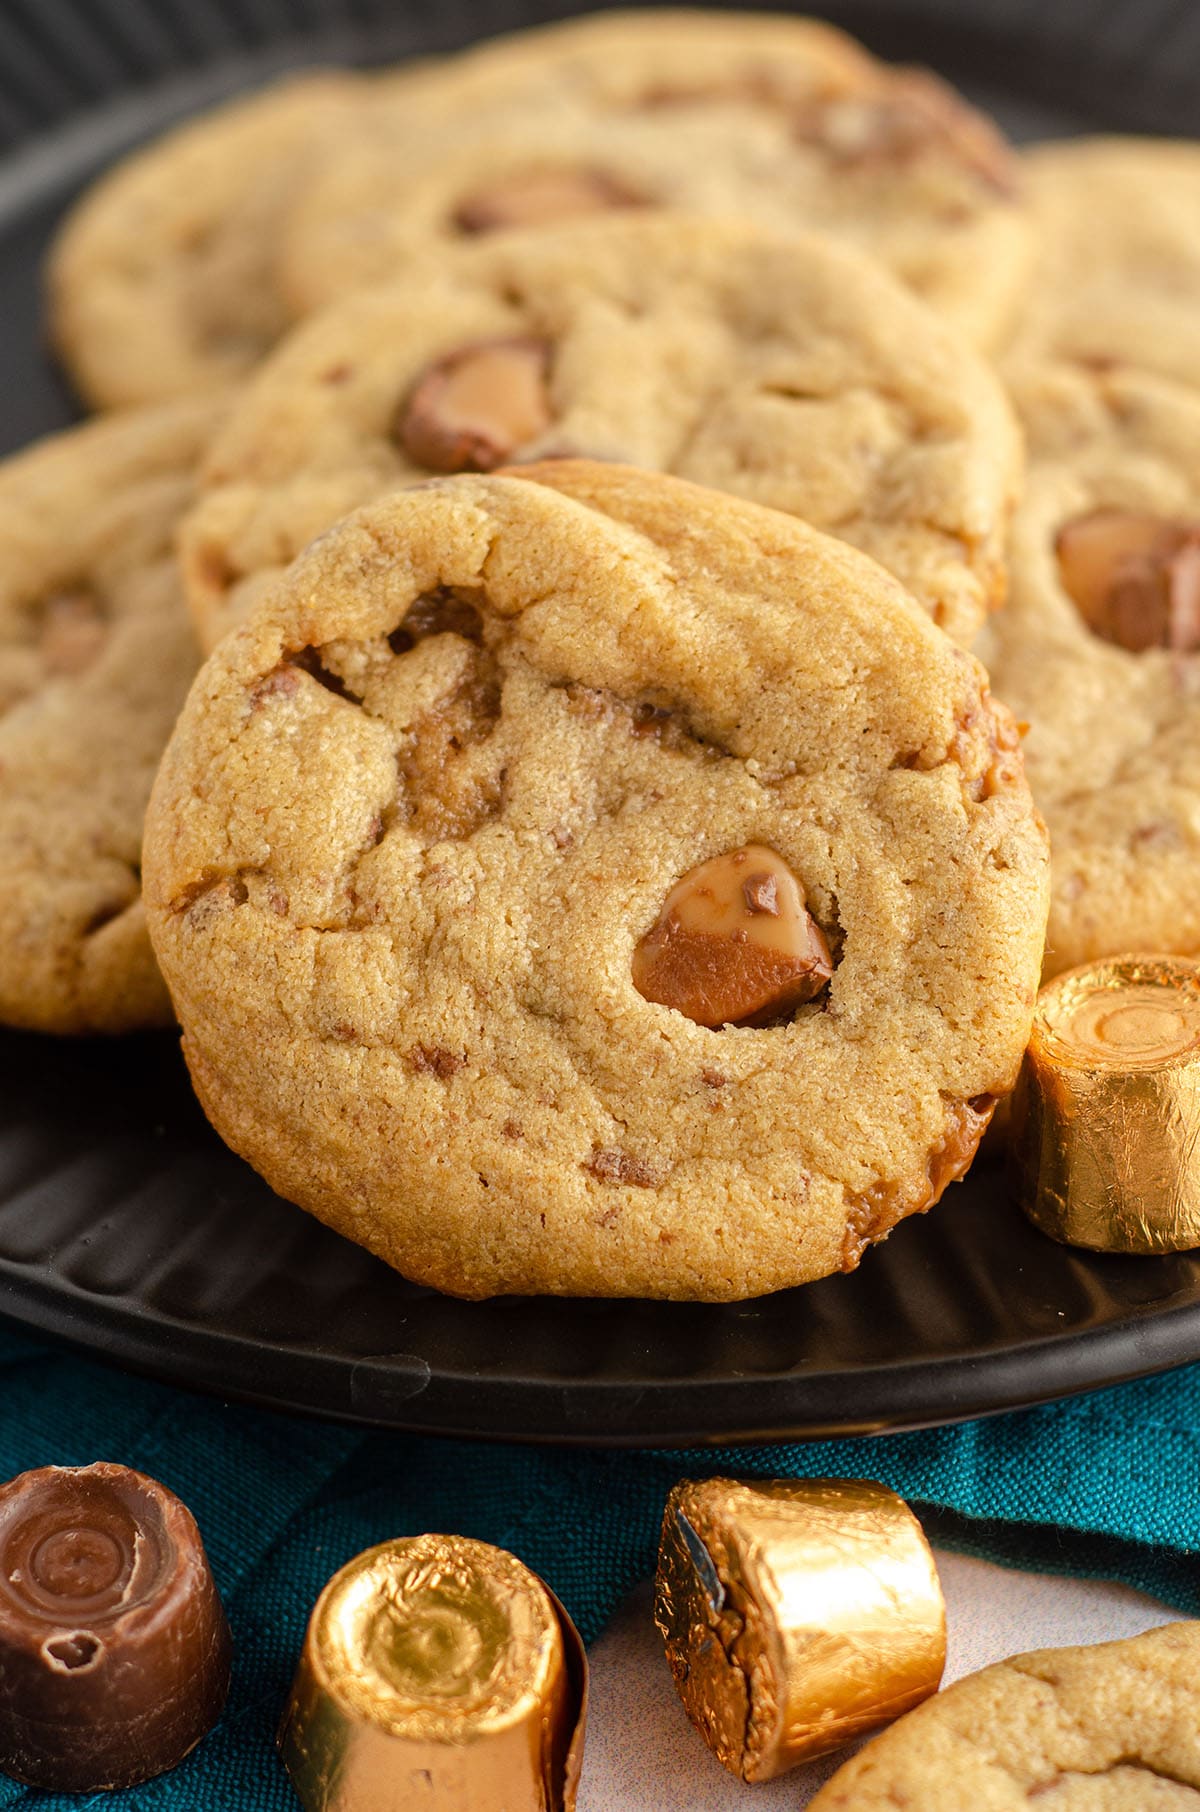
[279, 11, 1032, 350]
[797, 67, 1016, 194]
[146, 463, 1047, 1302]
[181, 216, 1017, 654]
[396, 337, 552, 472]
[454, 165, 645, 232]
[1056, 508, 1200, 652]
[633, 845, 831, 1027]
[977, 363, 1200, 978]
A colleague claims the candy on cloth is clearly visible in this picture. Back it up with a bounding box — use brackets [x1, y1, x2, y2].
[280, 1535, 586, 1811]
[0, 1325, 1199, 1807]
[655, 1477, 944, 1781]
[0, 1463, 230, 1792]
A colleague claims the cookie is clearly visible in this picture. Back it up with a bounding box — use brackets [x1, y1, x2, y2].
[48, 73, 359, 409]
[181, 215, 1020, 652]
[811, 1622, 1200, 1808]
[1005, 138, 1200, 390]
[144, 462, 1048, 1301]
[976, 361, 1200, 978]
[0, 399, 221, 1034]
[279, 8, 1032, 350]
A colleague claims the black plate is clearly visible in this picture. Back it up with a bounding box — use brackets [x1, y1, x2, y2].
[3, 0, 1200, 1444]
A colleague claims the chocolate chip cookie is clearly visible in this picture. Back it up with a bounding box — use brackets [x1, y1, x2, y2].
[1006, 137, 1200, 390]
[145, 463, 1048, 1301]
[0, 399, 221, 1033]
[976, 361, 1200, 978]
[181, 215, 1019, 652]
[811, 1622, 1200, 1809]
[48, 73, 359, 409]
[279, 7, 1032, 350]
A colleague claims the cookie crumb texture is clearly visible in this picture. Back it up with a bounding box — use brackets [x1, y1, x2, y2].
[0, 400, 221, 1034]
[145, 465, 1048, 1300]
[810, 1621, 1200, 1808]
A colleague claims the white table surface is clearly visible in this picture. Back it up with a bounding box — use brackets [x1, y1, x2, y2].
[578, 1552, 1175, 1808]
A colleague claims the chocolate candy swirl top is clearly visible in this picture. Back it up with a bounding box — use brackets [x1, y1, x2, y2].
[0, 1462, 231, 1792]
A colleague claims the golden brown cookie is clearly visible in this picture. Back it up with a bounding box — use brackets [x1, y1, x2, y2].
[1006, 137, 1200, 390]
[279, 8, 1031, 350]
[47, 73, 359, 409]
[145, 462, 1048, 1300]
[181, 215, 1019, 652]
[811, 1622, 1200, 1808]
[0, 399, 221, 1033]
[977, 361, 1200, 978]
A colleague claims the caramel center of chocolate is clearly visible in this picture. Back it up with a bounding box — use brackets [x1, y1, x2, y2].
[31, 1528, 125, 1601]
[395, 337, 553, 474]
[454, 166, 644, 232]
[0, 1473, 167, 1622]
[632, 843, 832, 1028]
[1056, 508, 1200, 653]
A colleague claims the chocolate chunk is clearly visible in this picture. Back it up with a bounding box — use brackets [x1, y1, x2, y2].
[0, 1463, 231, 1791]
[394, 338, 553, 473]
[1056, 508, 1200, 652]
[454, 165, 645, 232]
[795, 68, 1018, 195]
[742, 872, 779, 915]
[632, 844, 832, 1028]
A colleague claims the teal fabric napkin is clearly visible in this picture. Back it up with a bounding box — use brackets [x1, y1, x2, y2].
[0, 1321, 1196, 1809]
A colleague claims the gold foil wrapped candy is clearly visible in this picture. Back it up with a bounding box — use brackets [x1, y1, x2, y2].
[654, 1477, 945, 1782]
[1012, 954, 1200, 1253]
[279, 1535, 587, 1812]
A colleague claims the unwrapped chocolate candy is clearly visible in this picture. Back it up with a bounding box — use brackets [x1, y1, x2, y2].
[0, 1461, 231, 1790]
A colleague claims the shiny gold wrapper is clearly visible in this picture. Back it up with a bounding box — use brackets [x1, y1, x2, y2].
[1011, 954, 1200, 1253]
[278, 1535, 587, 1812]
[654, 1477, 945, 1782]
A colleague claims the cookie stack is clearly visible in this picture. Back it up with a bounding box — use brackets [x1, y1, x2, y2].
[24, 5, 1197, 1304]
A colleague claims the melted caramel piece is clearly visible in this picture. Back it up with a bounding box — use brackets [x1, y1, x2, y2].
[797, 68, 1017, 194]
[632, 844, 832, 1028]
[1056, 509, 1200, 653]
[454, 165, 645, 232]
[39, 590, 106, 676]
[396, 338, 553, 473]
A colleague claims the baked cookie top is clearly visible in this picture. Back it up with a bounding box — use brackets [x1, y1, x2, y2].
[811, 1622, 1200, 1808]
[146, 462, 1048, 1302]
[48, 73, 359, 409]
[181, 215, 1020, 652]
[1006, 137, 1200, 390]
[977, 361, 1200, 978]
[0, 398, 221, 1034]
[279, 8, 1032, 350]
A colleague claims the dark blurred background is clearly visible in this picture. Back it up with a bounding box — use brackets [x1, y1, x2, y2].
[0, 0, 1177, 455]
[0, 0, 1190, 158]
